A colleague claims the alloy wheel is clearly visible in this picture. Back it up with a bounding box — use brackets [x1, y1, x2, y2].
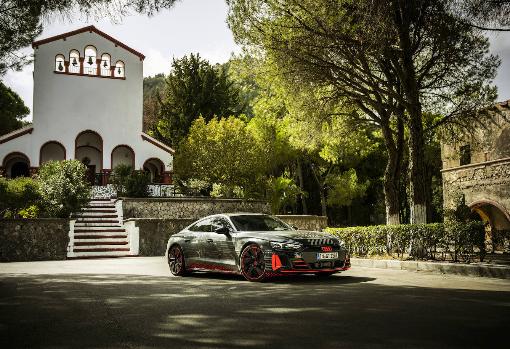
[168, 245, 187, 276]
[240, 244, 266, 282]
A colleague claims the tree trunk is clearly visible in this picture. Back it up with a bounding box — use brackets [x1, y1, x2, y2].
[393, 0, 428, 224]
[318, 186, 327, 217]
[296, 158, 308, 215]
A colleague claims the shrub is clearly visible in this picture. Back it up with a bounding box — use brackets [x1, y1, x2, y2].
[37, 160, 91, 218]
[125, 170, 151, 197]
[326, 221, 486, 262]
[110, 164, 132, 196]
[0, 177, 41, 218]
[266, 175, 304, 214]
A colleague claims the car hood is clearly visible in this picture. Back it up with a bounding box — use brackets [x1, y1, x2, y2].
[235, 229, 336, 242]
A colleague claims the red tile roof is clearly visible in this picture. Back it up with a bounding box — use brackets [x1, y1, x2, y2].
[32, 25, 145, 60]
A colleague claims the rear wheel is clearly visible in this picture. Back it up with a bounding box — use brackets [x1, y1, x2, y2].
[240, 244, 267, 282]
[168, 245, 187, 276]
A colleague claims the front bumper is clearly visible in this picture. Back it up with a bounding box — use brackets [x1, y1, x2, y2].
[270, 252, 351, 274]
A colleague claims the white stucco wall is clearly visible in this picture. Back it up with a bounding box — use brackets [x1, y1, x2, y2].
[0, 28, 173, 174]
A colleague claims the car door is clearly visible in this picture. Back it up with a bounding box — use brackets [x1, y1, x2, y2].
[206, 217, 237, 271]
[186, 218, 213, 267]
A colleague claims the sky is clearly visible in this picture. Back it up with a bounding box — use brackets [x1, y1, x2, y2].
[3, 0, 510, 121]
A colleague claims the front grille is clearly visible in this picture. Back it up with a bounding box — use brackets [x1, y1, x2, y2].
[298, 238, 336, 246]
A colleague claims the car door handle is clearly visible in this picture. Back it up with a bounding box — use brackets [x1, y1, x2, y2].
[207, 239, 214, 243]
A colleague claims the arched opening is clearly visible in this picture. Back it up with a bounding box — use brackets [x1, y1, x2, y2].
[69, 50, 81, 74]
[470, 199, 510, 253]
[75, 130, 103, 185]
[111, 145, 135, 170]
[40, 141, 66, 165]
[3, 152, 30, 179]
[100, 53, 111, 76]
[55, 54, 65, 72]
[84, 45, 97, 75]
[143, 158, 165, 183]
[114, 60, 125, 78]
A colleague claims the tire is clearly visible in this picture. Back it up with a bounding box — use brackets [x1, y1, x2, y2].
[168, 245, 188, 276]
[240, 244, 267, 282]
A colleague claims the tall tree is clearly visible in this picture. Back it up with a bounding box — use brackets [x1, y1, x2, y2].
[157, 54, 244, 147]
[0, 81, 29, 136]
[227, 0, 499, 223]
[143, 74, 165, 132]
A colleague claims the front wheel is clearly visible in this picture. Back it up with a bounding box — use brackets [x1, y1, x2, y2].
[168, 245, 187, 276]
[240, 244, 267, 282]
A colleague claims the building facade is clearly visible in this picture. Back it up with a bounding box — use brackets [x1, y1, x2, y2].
[0, 26, 174, 185]
[441, 102, 510, 235]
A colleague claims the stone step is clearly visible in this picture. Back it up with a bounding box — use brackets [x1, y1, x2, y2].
[73, 247, 130, 252]
[85, 202, 116, 207]
[67, 251, 133, 258]
[79, 208, 117, 213]
[75, 215, 119, 220]
[74, 227, 125, 232]
[74, 222, 123, 227]
[74, 240, 128, 246]
[74, 234, 128, 239]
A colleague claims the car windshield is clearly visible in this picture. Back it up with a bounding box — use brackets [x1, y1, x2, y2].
[230, 215, 293, 232]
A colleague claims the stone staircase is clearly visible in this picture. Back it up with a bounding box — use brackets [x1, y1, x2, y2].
[67, 198, 134, 259]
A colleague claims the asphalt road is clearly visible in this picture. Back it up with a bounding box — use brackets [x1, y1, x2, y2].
[1, 257, 509, 349]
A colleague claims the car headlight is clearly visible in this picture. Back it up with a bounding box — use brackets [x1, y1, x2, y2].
[270, 241, 303, 251]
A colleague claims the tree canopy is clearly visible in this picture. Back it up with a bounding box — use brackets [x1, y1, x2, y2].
[0, 81, 29, 136]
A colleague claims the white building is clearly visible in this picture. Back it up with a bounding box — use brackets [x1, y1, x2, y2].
[0, 26, 174, 185]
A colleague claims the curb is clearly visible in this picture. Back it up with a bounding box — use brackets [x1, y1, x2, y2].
[351, 258, 510, 279]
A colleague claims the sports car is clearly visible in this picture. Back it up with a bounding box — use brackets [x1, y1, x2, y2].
[165, 213, 350, 282]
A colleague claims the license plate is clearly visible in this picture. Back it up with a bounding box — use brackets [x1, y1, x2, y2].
[317, 252, 338, 260]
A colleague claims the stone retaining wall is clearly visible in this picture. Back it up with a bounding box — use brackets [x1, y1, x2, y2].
[124, 218, 194, 256]
[277, 215, 328, 231]
[122, 197, 270, 220]
[0, 219, 69, 262]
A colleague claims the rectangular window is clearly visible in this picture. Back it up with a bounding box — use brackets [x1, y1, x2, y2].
[460, 144, 471, 166]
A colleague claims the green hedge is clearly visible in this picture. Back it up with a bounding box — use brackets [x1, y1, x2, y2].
[326, 221, 487, 262]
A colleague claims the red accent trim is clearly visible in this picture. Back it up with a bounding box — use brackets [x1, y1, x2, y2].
[141, 134, 175, 154]
[279, 267, 349, 274]
[32, 25, 145, 60]
[39, 140, 66, 165]
[321, 246, 333, 252]
[111, 144, 135, 170]
[271, 254, 283, 271]
[0, 128, 34, 144]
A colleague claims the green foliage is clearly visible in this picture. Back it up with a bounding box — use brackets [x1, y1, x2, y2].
[37, 160, 91, 218]
[327, 221, 486, 262]
[0, 81, 30, 136]
[157, 54, 244, 147]
[326, 169, 369, 207]
[111, 165, 151, 198]
[174, 116, 266, 197]
[266, 175, 304, 214]
[143, 74, 166, 133]
[125, 171, 151, 198]
[0, 177, 40, 218]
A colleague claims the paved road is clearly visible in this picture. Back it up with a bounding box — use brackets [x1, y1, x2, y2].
[1, 257, 509, 349]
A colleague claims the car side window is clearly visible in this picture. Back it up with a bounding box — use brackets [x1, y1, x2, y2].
[211, 217, 233, 232]
[189, 218, 212, 232]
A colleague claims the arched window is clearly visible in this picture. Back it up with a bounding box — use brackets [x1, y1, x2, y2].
[111, 145, 135, 170]
[84, 45, 97, 75]
[100, 53, 111, 76]
[55, 54, 65, 72]
[40, 141, 66, 165]
[3, 152, 30, 179]
[69, 50, 80, 74]
[143, 158, 165, 183]
[114, 61, 125, 78]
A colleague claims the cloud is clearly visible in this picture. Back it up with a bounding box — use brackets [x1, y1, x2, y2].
[143, 49, 171, 77]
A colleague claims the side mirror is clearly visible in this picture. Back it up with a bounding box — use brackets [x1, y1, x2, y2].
[214, 226, 230, 234]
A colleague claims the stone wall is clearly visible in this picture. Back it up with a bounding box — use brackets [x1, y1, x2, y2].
[277, 215, 328, 231]
[442, 159, 510, 229]
[122, 198, 270, 220]
[125, 218, 194, 256]
[0, 219, 69, 262]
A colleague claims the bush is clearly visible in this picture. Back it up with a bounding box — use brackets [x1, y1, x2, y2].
[0, 177, 41, 218]
[110, 165, 151, 197]
[266, 175, 304, 214]
[37, 160, 91, 218]
[326, 221, 486, 262]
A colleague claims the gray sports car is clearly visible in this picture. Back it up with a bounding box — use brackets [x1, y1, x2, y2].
[165, 213, 350, 282]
